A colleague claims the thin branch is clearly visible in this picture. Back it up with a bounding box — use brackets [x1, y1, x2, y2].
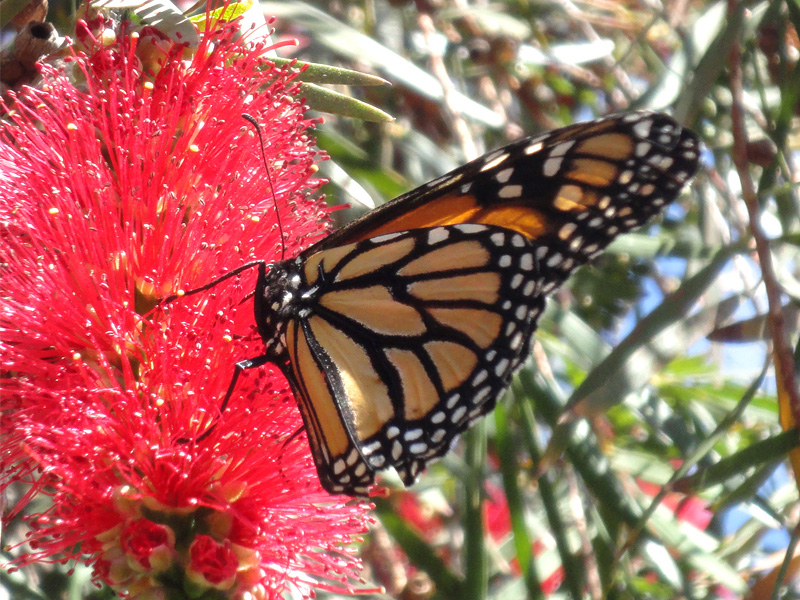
[727, 2, 800, 424]
[416, 10, 478, 160]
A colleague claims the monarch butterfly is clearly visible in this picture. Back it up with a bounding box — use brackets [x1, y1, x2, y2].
[177, 111, 700, 496]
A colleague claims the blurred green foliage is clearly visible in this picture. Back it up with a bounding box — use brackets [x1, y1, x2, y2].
[4, 0, 800, 598]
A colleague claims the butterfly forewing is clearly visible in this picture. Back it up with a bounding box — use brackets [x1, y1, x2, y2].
[318, 112, 699, 261]
[241, 111, 701, 496]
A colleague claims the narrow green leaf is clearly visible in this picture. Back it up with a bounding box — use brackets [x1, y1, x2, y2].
[676, 1, 744, 123]
[770, 525, 800, 600]
[269, 57, 389, 87]
[519, 369, 644, 528]
[517, 390, 586, 599]
[495, 399, 542, 599]
[675, 430, 800, 495]
[462, 422, 488, 600]
[635, 364, 768, 533]
[300, 82, 393, 122]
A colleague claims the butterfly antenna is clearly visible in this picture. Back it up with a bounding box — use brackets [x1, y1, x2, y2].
[242, 113, 286, 262]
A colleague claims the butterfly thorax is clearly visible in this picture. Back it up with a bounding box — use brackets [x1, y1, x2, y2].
[254, 259, 312, 364]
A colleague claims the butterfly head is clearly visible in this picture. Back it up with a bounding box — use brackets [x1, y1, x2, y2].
[252, 262, 295, 360]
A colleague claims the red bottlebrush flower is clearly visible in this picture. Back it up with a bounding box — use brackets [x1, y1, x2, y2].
[1, 11, 374, 599]
[187, 535, 239, 590]
[120, 519, 177, 572]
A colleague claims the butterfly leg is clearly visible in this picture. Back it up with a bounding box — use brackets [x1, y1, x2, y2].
[194, 354, 270, 442]
[218, 355, 270, 413]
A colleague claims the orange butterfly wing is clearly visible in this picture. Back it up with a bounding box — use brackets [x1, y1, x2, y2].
[253, 111, 700, 495]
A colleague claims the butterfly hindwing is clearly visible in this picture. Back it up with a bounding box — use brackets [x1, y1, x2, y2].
[258, 224, 546, 494]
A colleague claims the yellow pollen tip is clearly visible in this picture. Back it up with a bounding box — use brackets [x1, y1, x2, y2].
[144, 81, 154, 90]
[48, 207, 59, 215]
[66, 123, 78, 131]
[189, 144, 200, 153]
[101, 29, 116, 46]
[222, 334, 233, 343]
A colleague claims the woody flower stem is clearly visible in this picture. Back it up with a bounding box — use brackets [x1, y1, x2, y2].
[1, 7, 374, 599]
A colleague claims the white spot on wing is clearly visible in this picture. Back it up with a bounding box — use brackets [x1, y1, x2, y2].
[496, 167, 514, 183]
[558, 222, 577, 240]
[372, 232, 404, 244]
[633, 118, 653, 138]
[428, 227, 450, 244]
[405, 429, 423, 441]
[446, 394, 461, 409]
[410, 442, 427, 454]
[498, 185, 523, 199]
[543, 157, 563, 177]
[524, 141, 544, 155]
[480, 151, 510, 172]
[456, 223, 488, 234]
[391, 440, 402, 460]
[551, 140, 576, 157]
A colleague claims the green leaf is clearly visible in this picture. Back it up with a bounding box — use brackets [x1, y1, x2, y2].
[270, 57, 389, 87]
[188, 0, 253, 29]
[462, 422, 488, 600]
[677, 430, 800, 495]
[299, 82, 393, 122]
